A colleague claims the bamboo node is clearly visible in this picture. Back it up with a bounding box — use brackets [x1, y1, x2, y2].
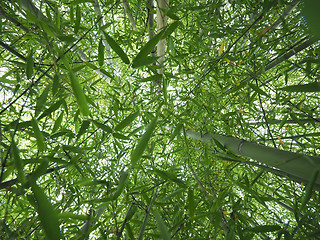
[238, 140, 247, 155]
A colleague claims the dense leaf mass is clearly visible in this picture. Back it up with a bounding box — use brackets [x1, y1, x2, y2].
[0, 0, 320, 239]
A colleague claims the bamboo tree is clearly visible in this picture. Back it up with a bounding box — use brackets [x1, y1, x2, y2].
[1, 0, 320, 239]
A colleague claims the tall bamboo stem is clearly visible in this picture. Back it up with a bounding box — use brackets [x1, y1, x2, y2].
[186, 130, 320, 185]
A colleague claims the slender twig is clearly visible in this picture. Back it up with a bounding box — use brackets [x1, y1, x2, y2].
[0, 165, 67, 189]
[0, 5, 29, 32]
[0, 40, 26, 60]
[138, 183, 159, 240]
[249, 118, 320, 125]
[116, 203, 135, 240]
[222, 37, 317, 97]
[253, 63, 276, 148]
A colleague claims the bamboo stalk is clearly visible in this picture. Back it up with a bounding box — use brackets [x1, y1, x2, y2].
[249, 118, 320, 125]
[147, 0, 155, 42]
[186, 130, 320, 185]
[121, 0, 137, 31]
[156, 0, 169, 76]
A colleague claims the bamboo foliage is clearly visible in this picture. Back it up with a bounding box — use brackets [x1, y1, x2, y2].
[1, 0, 320, 239]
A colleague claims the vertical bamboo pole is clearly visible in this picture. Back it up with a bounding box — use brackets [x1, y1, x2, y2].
[156, 0, 169, 78]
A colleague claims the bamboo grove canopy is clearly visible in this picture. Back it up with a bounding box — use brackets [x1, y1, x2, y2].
[1, 0, 320, 239]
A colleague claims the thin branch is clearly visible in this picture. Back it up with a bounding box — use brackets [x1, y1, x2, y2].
[0, 40, 53, 80]
[0, 165, 67, 189]
[138, 183, 159, 240]
[249, 118, 320, 125]
[189, 0, 278, 96]
[116, 203, 135, 240]
[222, 37, 318, 97]
[0, 5, 29, 32]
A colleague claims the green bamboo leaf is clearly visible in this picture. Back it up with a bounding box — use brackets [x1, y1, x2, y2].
[279, 115, 288, 129]
[58, 212, 87, 220]
[162, 21, 180, 39]
[102, 31, 130, 64]
[55, 7, 61, 29]
[154, 169, 186, 187]
[31, 117, 45, 152]
[163, 77, 168, 102]
[74, 5, 81, 34]
[76, 120, 90, 140]
[246, 225, 281, 233]
[36, 85, 50, 117]
[98, 38, 105, 67]
[38, 100, 63, 120]
[83, 61, 98, 70]
[110, 171, 128, 201]
[126, 224, 134, 239]
[229, 81, 246, 94]
[46, 5, 52, 21]
[26, 50, 34, 79]
[70, 5, 74, 25]
[69, 70, 90, 116]
[188, 188, 195, 218]
[131, 116, 157, 166]
[99, 69, 114, 80]
[126, 204, 137, 221]
[128, 126, 144, 137]
[27, 157, 49, 185]
[289, 113, 304, 128]
[300, 168, 319, 210]
[0, 69, 15, 85]
[114, 111, 139, 132]
[165, 10, 180, 21]
[248, 83, 269, 97]
[132, 29, 165, 66]
[91, 119, 112, 133]
[279, 82, 320, 92]
[57, 34, 76, 43]
[112, 132, 130, 140]
[52, 111, 64, 133]
[132, 56, 159, 68]
[169, 123, 183, 142]
[160, 188, 185, 202]
[62, 145, 83, 154]
[302, 0, 320, 38]
[11, 140, 25, 185]
[139, 74, 162, 83]
[30, 182, 63, 240]
[153, 210, 171, 240]
[52, 73, 60, 95]
[4, 120, 31, 131]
